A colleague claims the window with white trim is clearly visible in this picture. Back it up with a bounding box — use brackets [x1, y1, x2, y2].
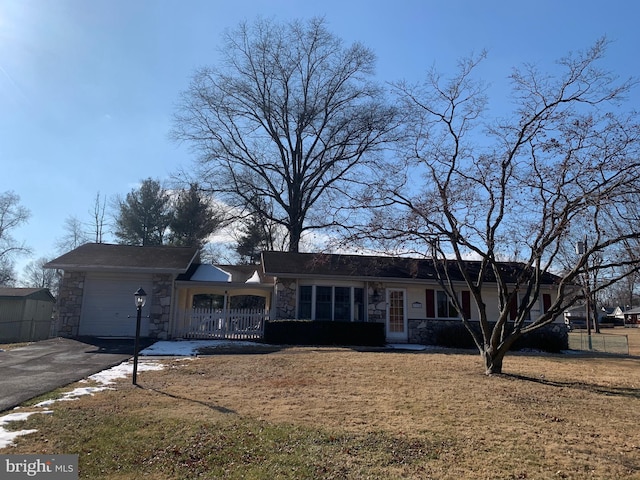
[436, 290, 459, 318]
[297, 285, 365, 321]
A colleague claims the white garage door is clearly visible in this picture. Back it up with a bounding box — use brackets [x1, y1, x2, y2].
[80, 273, 153, 337]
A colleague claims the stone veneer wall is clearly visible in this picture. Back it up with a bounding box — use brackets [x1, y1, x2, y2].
[367, 282, 386, 323]
[275, 279, 297, 319]
[408, 318, 568, 348]
[149, 274, 173, 339]
[55, 271, 86, 337]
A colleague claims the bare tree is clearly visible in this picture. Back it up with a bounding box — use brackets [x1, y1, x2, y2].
[21, 256, 58, 294]
[0, 191, 31, 285]
[172, 17, 398, 252]
[55, 215, 90, 253]
[355, 39, 640, 374]
[91, 191, 107, 243]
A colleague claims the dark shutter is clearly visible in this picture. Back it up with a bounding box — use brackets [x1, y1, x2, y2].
[509, 294, 518, 320]
[461, 290, 471, 319]
[426, 289, 435, 318]
[543, 293, 552, 313]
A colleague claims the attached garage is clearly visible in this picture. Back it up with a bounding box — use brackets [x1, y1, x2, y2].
[79, 273, 154, 337]
[45, 243, 199, 339]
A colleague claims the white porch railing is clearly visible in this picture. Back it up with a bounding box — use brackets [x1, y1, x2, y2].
[177, 307, 268, 340]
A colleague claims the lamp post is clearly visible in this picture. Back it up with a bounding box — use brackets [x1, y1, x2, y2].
[132, 287, 147, 385]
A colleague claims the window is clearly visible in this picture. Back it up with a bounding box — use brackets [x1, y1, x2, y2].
[334, 287, 351, 321]
[297, 285, 365, 321]
[316, 286, 332, 320]
[436, 290, 459, 318]
[298, 286, 312, 319]
[192, 294, 224, 310]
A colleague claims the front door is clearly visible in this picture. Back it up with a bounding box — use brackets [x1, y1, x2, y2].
[386, 289, 407, 342]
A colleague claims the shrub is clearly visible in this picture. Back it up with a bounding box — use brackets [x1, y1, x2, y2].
[264, 320, 386, 347]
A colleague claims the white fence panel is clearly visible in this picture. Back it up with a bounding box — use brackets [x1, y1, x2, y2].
[179, 308, 268, 339]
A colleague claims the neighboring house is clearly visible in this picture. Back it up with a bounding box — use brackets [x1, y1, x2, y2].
[261, 251, 563, 344]
[622, 306, 640, 326]
[46, 244, 564, 344]
[599, 306, 625, 327]
[0, 288, 56, 343]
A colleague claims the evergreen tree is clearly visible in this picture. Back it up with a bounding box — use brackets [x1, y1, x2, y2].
[114, 178, 171, 246]
[235, 214, 270, 264]
[169, 184, 222, 248]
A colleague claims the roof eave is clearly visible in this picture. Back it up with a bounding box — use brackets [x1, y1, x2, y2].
[45, 264, 188, 275]
[174, 280, 274, 289]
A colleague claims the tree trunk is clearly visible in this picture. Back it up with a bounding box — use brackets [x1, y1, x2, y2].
[481, 348, 505, 375]
[288, 221, 303, 253]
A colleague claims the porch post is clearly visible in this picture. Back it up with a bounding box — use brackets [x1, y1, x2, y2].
[224, 290, 229, 334]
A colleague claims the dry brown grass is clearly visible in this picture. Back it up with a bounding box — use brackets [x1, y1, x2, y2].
[600, 326, 640, 355]
[3, 330, 640, 479]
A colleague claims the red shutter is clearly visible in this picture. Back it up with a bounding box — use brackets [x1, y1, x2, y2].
[426, 289, 435, 318]
[461, 291, 471, 319]
[543, 293, 552, 313]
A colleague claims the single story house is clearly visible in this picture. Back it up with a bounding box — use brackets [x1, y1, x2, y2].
[622, 306, 640, 326]
[44, 243, 272, 339]
[261, 251, 563, 344]
[0, 288, 56, 342]
[45, 244, 564, 344]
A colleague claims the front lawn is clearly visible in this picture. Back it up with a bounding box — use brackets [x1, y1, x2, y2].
[2, 345, 640, 479]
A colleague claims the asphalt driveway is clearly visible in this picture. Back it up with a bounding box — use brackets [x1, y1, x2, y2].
[0, 337, 153, 413]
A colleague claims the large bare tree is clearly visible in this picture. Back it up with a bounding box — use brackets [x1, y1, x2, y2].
[172, 17, 398, 252]
[355, 39, 640, 374]
[21, 256, 58, 294]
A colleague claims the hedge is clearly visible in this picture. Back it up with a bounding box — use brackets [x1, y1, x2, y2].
[264, 320, 386, 347]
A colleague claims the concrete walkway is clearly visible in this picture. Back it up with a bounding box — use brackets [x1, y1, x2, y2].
[0, 337, 149, 412]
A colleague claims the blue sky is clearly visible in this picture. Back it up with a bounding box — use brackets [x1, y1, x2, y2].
[1, 0, 639, 277]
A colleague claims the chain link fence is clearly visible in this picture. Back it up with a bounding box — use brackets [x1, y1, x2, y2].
[568, 331, 629, 355]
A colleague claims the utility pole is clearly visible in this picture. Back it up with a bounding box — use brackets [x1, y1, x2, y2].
[577, 237, 593, 349]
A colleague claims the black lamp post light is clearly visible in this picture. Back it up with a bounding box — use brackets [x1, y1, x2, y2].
[132, 287, 147, 385]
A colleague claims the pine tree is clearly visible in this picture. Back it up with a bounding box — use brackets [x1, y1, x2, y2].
[169, 184, 222, 248]
[114, 179, 171, 246]
[235, 214, 270, 264]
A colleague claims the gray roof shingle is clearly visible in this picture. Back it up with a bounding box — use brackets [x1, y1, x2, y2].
[0, 288, 55, 301]
[44, 243, 199, 273]
[261, 251, 560, 285]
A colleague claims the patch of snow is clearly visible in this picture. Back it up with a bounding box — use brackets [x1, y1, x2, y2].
[388, 344, 429, 351]
[34, 386, 111, 407]
[141, 340, 265, 356]
[190, 264, 232, 282]
[0, 411, 52, 449]
[0, 361, 164, 448]
[245, 270, 261, 283]
[88, 361, 164, 385]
